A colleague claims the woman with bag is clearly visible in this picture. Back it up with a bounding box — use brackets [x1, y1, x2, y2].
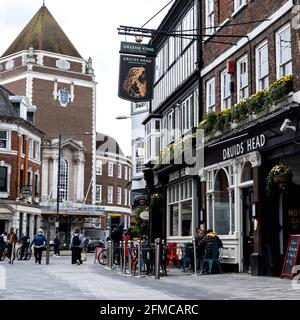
[70, 228, 84, 265]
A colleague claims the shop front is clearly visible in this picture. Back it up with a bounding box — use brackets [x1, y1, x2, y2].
[201, 104, 300, 276]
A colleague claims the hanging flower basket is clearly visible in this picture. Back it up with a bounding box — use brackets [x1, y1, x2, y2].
[273, 175, 286, 184]
[266, 163, 293, 194]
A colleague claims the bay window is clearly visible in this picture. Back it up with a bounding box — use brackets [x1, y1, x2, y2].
[108, 162, 114, 177]
[144, 119, 161, 163]
[167, 179, 195, 238]
[96, 159, 102, 175]
[117, 187, 122, 205]
[107, 186, 113, 204]
[96, 185, 102, 203]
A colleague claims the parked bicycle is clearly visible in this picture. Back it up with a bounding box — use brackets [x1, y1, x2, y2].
[97, 247, 120, 266]
[17, 246, 32, 261]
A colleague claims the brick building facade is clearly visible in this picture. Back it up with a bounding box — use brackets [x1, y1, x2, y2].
[95, 133, 132, 232]
[143, 0, 300, 276]
[0, 5, 97, 244]
[0, 86, 43, 238]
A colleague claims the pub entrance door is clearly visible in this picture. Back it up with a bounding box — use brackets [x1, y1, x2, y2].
[241, 187, 254, 273]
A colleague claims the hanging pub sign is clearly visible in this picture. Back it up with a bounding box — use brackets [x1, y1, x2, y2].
[120, 42, 156, 57]
[118, 54, 155, 102]
[134, 196, 149, 209]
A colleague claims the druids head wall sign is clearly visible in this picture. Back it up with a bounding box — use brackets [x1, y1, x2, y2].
[222, 134, 266, 161]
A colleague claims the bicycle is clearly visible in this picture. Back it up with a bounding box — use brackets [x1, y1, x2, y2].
[17, 246, 32, 261]
[97, 248, 120, 266]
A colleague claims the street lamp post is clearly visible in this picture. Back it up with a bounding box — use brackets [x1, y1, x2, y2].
[56, 134, 62, 235]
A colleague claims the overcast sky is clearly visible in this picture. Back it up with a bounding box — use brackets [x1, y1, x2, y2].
[0, 0, 173, 156]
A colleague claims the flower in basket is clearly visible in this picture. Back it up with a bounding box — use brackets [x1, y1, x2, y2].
[266, 163, 293, 194]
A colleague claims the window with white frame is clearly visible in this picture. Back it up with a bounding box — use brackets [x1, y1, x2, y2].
[276, 24, 292, 79]
[124, 188, 128, 206]
[167, 179, 194, 238]
[0, 166, 8, 193]
[234, 0, 246, 12]
[136, 159, 144, 173]
[34, 141, 40, 161]
[145, 119, 161, 162]
[34, 173, 39, 197]
[206, 0, 214, 35]
[206, 168, 235, 236]
[181, 95, 194, 133]
[167, 110, 175, 143]
[221, 70, 231, 109]
[124, 166, 128, 180]
[0, 131, 8, 149]
[96, 159, 102, 175]
[95, 185, 102, 203]
[117, 164, 122, 179]
[237, 56, 249, 101]
[256, 41, 269, 91]
[107, 186, 113, 204]
[108, 162, 114, 177]
[28, 139, 33, 158]
[206, 78, 216, 112]
[59, 159, 68, 202]
[117, 187, 122, 205]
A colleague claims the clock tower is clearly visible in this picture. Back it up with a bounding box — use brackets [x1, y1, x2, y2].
[0, 5, 96, 204]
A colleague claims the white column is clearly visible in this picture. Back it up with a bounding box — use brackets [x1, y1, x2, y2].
[77, 160, 84, 202]
[22, 214, 27, 235]
[52, 157, 58, 200]
[206, 194, 210, 230]
[212, 194, 215, 232]
[41, 158, 49, 201]
[229, 189, 233, 236]
[14, 212, 20, 234]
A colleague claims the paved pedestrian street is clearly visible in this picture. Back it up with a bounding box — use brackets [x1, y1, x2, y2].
[0, 254, 299, 300]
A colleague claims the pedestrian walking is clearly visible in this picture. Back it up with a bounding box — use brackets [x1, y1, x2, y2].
[30, 229, 47, 264]
[53, 234, 60, 257]
[18, 234, 30, 260]
[7, 227, 18, 264]
[70, 228, 84, 265]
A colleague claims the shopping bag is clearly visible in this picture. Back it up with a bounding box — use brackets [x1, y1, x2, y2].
[81, 251, 87, 262]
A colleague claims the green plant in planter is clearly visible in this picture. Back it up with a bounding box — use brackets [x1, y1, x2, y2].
[215, 110, 227, 132]
[248, 90, 267, 114]
[267, 75, 293, 103]
[266, 163, 293, 194]
[231, 99, 248, 122]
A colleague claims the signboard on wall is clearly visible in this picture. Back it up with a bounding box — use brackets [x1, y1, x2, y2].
[118, 54, 155, 102]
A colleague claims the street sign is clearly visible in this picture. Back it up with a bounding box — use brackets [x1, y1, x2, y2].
[134, 196, 149, 209]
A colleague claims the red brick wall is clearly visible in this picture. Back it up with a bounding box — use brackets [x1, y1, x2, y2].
[2, 79, 27, 96]
[0, 129, 41, 200]
[32, 78, 94, 201]
[42, 55, 83, 73]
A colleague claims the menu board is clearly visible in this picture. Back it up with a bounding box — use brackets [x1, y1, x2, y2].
[281, 235, 300, 279]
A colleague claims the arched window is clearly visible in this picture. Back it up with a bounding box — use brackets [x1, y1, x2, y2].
[59, 159, 69, 202]
[214, 169, 230, 235]
[241, 162, 253, 183]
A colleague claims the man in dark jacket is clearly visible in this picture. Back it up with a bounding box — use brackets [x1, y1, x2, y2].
[195, 228, 206, 271]
[70, 228, 84, 265]
[18, 234, 30, 260]
[53, 234, 60, 257]
[198, 229, 223, 259]
[30, 229, 47, 264]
